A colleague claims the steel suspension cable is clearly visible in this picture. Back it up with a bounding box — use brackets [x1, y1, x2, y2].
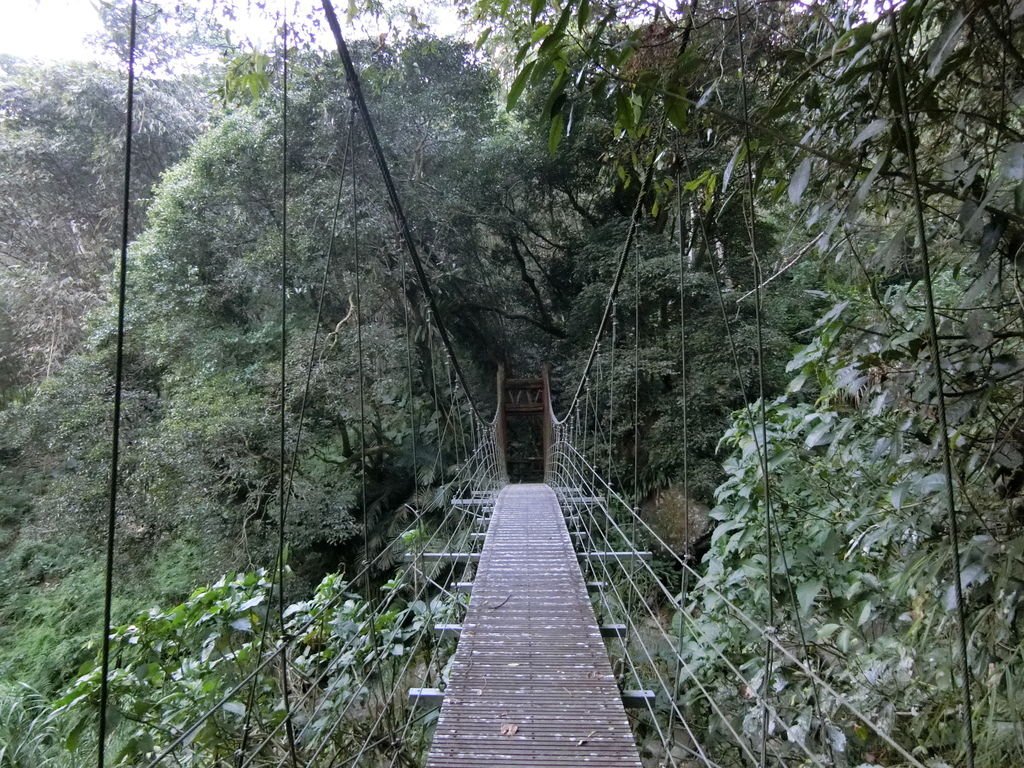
[283, 105, 356, 536]
[551, 460, 754, 767]
[97, 2, 137, 764]
[258, 443, 495, 765]
[556, 441, 929, 768]
[277, 17, 300, 759]
[731, 5, 775, 763]
[254, 482, 484, 767]
[890, 12, 976, 765]
[628, 238, 641, 668]
[237, 18, 300, 764]
[319, 0, 482, 420]
[677, 139, 830, 744]
[555, 447, 845, 768]
[298, 484, 485, 765]
[607, 307, 617, 485]
[145, 465, 484, 766]
[673, 172, 691, 740]
[586, 506, 812, 767]
[401, 248, 420, 487]
[560, 123, 664, 421]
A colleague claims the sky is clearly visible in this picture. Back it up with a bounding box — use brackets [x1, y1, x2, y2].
[0, 0, 107, 61]
[0, 0, 464, 63]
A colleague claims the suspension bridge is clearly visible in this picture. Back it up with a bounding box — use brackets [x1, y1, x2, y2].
[411, 371, 650, 767]
[88, 0, 980, 765]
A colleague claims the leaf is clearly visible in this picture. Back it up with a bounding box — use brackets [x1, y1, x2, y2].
[223, 701, 246, 717]
[960, 562, 988, 589]
[927, 11, 965, 79]
[539, 4, 573, 55]
[816, 623, 841, 642]
[943, 584, 958, 611]
[500, 723, 519, 736]
[916, 472, 946, 496]
[851, 118, 887, 149]
[788, 157, 812, 204]
[837, 627, 852, 652]
[703, 172, 717, 213]
[238, 595, 264, 612]
[804, 420, 833, 449]
[786, 373, 807, 394]
[666, 92, 688, 132]
[548, 110, 566, 154]
[578, 0, 590, 30]
[980, 217, 1007, 262]
[1000, 143, 1024, 180]
[889, 482, 910, 510]
[857, 600, 874, 627]
[825, 724, 847, 753]
[847, 152, 886, 222]
[796, 579, 823, 615]
[506, 61, 535, 111]
[722, 142, 743, 195]
[66, 715, 89, 750]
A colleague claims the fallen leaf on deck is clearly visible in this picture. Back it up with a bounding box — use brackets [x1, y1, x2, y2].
[500, 723, 519, 736]
[576, 729, 597, 746]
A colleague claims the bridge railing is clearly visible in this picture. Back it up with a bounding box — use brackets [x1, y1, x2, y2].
[129, 394, 503, 767]
[541, 374, 931, 768]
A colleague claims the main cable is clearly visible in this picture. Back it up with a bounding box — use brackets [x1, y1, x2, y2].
[320, 0, 482, 421]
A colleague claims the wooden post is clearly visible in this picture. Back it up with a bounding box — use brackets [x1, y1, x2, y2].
[494, 364, 508, 482]
[541, 364, 556, 482]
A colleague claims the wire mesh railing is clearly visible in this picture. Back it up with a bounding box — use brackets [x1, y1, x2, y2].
[546, 405, 931, 768]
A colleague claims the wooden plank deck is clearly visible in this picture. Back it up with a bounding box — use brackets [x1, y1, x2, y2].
[426, 483, 642, 767]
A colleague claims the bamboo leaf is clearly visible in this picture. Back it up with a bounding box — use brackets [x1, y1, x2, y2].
[788, 157, 812, 204]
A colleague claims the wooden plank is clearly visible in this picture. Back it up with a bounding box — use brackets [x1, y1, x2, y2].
[457, 581, 606, 592]
[410, 687, 445, 707]
[425, 484, 642, 767]
[600, 624, 627, 639]
[621, 690, 656, 708]
[433, 622, 627, 638]
[434, 623, 463, 638]
[402, 552, 480, 563]
[579, 551, 653, 562]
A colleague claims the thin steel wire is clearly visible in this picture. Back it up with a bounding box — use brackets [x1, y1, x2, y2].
[97, 2, 137, 764]
[553, 440, 928, 768]
[890, 11, 976, 765]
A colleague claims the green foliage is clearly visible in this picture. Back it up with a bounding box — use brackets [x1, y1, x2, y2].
[0, 685, 79, 767]
[48, 568, 454, 765]
[682, 288, 1024, 766]
[0, 55, 210, 393]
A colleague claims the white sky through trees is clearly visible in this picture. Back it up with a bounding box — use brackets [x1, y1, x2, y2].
[0, 0, 464, 63]
[0, 0, 106, 61]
